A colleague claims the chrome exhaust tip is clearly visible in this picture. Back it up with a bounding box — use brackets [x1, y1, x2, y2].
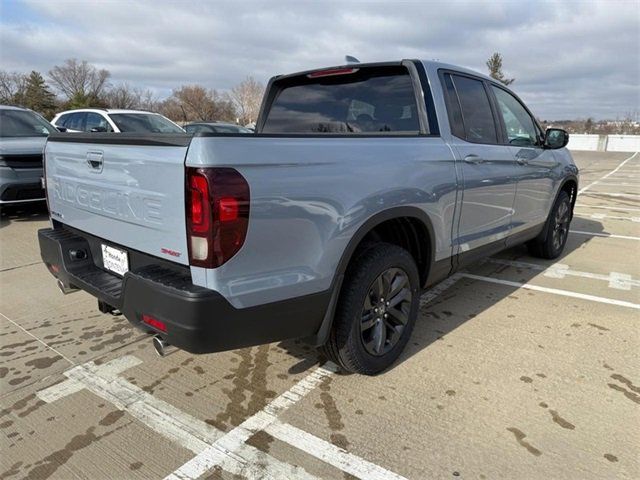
[152, 335, 176, 357]
[57, 279, 78, 295]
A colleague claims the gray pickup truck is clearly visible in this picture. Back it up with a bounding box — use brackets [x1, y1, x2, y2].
[38, 60, 578, 374]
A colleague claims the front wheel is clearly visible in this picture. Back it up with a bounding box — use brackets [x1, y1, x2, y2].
[322, 243, 420, 375]
[527, 190, 572, 259]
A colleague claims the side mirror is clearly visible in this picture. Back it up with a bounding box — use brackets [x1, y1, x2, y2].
[56, 126, 67, 132]
[544, 128, 569, 149]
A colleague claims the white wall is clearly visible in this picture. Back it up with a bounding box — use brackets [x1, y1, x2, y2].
[567, 134, 601, 151]
[606, 135, 640, 152]
[567, 134, 639, 152]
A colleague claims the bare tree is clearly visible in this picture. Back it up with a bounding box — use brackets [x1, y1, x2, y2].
[230, 76, 265, 125]
[137, 89, 160, 112]
[160, 85, 236, 122]
[0, 71, 28, 104]
[486, 52, 515, 85]
[105, 83, 140, 109]
[172, 85, 216, 121]
[48, 59, 111, 105]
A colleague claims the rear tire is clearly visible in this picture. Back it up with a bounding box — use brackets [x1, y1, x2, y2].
[527, 190, 572, 259]
[322, 243, 420, 375]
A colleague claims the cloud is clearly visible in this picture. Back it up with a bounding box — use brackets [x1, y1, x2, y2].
[1, 0, 638, 119]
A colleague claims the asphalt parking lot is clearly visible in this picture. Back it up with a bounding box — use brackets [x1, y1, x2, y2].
[0, 150, 638, 480]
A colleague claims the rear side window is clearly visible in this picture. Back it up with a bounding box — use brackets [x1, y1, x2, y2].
[85, 112, 112, 132]
[66, 112, 86, 131]
[262, 66, 420, 134]
[449, 74, 497, 144]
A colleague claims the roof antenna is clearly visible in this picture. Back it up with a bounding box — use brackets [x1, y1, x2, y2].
[345, 55, 360, 64]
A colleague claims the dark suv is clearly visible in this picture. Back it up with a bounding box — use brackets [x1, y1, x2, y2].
[0, 105, 57, 206]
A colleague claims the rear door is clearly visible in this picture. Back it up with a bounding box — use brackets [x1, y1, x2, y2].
[489, 85, 557, 234]
[441, 71, 517, 257]
[45, 134, 192, 265]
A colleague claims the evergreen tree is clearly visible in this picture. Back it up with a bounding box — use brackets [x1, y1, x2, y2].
[17, 71, 58, 119]
[486, 53, 515, 85]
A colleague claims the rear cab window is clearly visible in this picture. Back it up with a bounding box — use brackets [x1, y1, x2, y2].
[262, 65, 422, 134]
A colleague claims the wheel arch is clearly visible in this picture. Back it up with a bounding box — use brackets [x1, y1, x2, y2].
[310, 206, 437, 346]
[535, 174, 579, 243]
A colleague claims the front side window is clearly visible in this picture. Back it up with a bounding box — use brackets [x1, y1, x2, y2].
[450, 75, 497, 144]
[56, 114, 71, 128]
[263, 66, 420, 134]
[491, 86, 538, 147]
[0, 109, 56, 137]
[109, 113, 184, 133]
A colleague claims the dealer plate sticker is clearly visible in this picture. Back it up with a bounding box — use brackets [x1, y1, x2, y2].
[101, 244, 129, 276]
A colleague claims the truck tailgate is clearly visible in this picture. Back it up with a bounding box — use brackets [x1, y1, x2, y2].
[45, 134, 191, 265]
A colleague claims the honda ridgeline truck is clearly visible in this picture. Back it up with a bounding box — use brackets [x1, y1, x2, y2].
[38, 60, 577, 374]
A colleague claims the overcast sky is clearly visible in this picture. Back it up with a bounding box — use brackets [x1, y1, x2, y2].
[1, 0, 638, 119]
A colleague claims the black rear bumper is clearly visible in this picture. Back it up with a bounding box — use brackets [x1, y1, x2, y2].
[38, 226, 329, 354]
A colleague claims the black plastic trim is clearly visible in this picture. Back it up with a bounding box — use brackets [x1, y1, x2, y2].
[412, 60, 440, 136]
[38, 226, 329, 354]
[47, 132, 192, 147]
[310, 206, 442, 346]
[532, 175, 579, 243]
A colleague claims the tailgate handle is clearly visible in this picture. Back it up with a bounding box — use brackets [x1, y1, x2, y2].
[86, 151, 104, 172]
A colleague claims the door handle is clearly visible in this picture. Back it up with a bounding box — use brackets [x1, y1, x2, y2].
[463, 154, 484, 164]
[86, 151, 104, 171]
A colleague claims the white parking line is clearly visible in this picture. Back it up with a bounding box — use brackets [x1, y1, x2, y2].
[488, 258, 639, 290]
[265, 420, 407, 480]
[575, 204, 640, 212]
[461, 273, 640, 309]
[575, 212, 640, 223]
[592, 182, 640, 187]
[36, 275, 465, 480]
[164, 364, 341, 480]
[578, 151, 639, 195]
[38, 356, 324, 480]
[570, 230, 640, 241]
[581, 192, 640, 199]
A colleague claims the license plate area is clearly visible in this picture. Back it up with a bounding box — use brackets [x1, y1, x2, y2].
[101, 244, 129, 276]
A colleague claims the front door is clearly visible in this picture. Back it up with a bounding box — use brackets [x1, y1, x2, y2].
[490, 85, 557, 234]
[442, 72, 517, 257]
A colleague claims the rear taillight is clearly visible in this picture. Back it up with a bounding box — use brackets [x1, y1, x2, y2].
[186, 167, 250, 268]
[142, 314, 167, 332]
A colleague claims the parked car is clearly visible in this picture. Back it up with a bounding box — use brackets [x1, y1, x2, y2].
[184, 122, 253, 134]
[0, 105, 57, 206]
[38, 60, 577, 374]
[51, 109, 184, 133]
